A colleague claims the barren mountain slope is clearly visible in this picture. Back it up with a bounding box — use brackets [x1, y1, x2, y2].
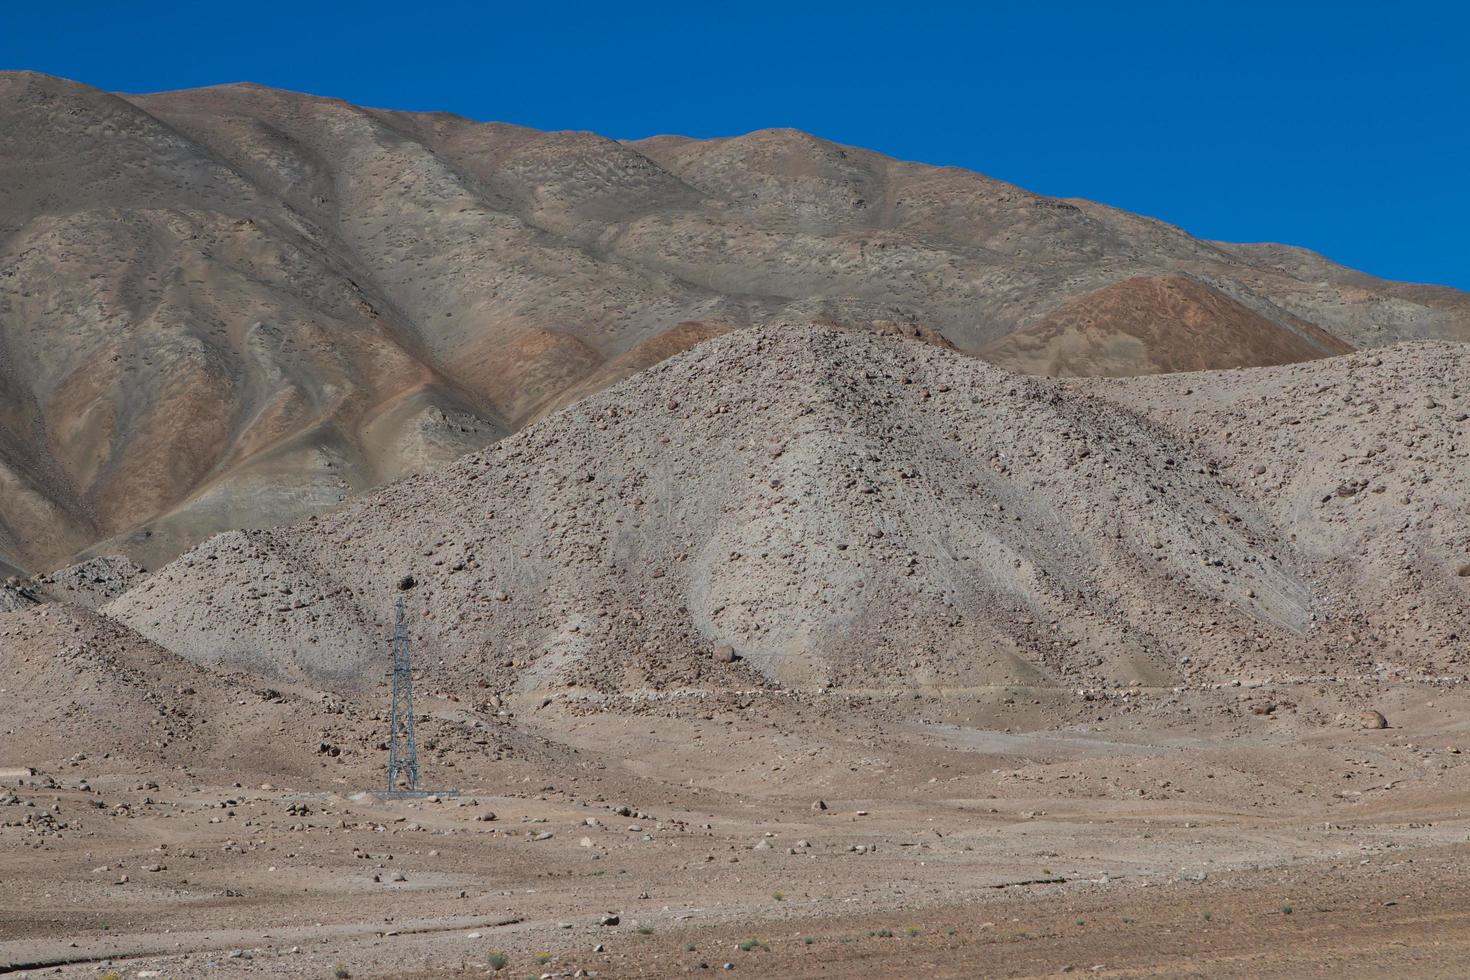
[106, 326, 1467, 694]
[0, 602, 364, 777]
[1084, 342, 1470, 651]
[979, 275, 1356, 375]
[4, 71, 1468, 573]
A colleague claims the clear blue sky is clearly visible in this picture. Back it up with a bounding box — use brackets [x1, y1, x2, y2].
[4, 1, 1467, 289]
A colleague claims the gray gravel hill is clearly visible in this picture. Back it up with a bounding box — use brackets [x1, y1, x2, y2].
[106, 326, 1468, 694]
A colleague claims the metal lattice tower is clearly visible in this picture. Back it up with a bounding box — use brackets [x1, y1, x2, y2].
[385, 597, 420, 793]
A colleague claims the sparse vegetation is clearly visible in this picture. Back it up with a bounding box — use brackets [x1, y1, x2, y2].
[486, 949, 508, 971]
[333, 967, 351, 980]
[533, 951, 552, 964]
[638, 925, 655, 935]
[738, 938, 771, 952]
[772, 889, 785, 901]
[803, 936, 815, 945]
[1282, 904, 1294, 915]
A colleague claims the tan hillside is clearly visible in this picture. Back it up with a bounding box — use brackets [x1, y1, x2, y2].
[981, 274, 1357, 375]
[3, 71, 1467, 573]
[106, 326, 1469, 694]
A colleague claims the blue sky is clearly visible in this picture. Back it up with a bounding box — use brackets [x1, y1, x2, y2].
[4, 1, 1467, 289]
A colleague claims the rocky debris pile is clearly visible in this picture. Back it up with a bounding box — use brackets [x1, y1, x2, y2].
[29, 555, 147, 608]
[2, 556, 147, 612]
[1088, 342, 1470, 669]
[105, 325, 1467, 696]
[0, 602, 381, 778]
[1, 578, 42, 611]
[0, 604, 209, 768]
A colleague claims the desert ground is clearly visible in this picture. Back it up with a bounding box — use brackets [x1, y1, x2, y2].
[6, 663, 1470, 978]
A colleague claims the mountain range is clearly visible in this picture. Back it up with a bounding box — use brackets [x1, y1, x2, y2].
[3, 70, 1467, 573]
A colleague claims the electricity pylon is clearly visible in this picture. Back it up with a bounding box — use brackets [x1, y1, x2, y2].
[385, 597, 420, 793]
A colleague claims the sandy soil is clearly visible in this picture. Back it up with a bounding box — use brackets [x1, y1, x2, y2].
[5, 671, 1470, 978]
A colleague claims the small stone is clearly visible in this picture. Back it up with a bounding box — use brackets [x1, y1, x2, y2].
[1360, 710, 1388, 730]
[713, 645, 737, 664]
[599, 914, 620, 926]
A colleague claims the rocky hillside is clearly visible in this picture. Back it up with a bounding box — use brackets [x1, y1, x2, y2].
[3, 71, 1467, 573]
[0, 601, 361, 776]
[105, 326, 1469, 694]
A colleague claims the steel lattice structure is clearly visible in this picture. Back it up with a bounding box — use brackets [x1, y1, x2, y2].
[385, 597, 420, 793]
